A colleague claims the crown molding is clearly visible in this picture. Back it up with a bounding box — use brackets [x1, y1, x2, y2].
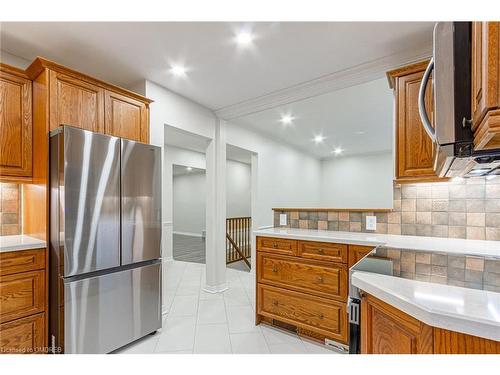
[215, 45, 432, 120]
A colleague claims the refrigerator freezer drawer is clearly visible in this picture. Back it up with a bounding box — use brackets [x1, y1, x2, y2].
[63, 262, 161, 354]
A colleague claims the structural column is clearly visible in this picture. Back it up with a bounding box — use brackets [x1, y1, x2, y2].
[204, 118, 227, 292]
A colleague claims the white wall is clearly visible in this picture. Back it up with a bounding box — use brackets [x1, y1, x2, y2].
[0, 50, 31, 69]
[173, 171, 206, 236]
[320, 151, 393, 208]
[226, 122, 322, 230]
[226, 159, 251, 218]
[166, 146, 208, 237]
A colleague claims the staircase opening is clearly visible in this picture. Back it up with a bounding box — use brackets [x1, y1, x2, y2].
[226, 144, 253, 272]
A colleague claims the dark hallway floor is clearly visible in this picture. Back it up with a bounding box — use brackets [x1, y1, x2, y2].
[173, 233, 250, 272]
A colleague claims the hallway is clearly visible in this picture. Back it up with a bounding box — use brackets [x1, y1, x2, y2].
[114, 260, 337, 354]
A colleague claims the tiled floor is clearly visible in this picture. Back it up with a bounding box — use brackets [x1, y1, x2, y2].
[114, 260, 338, 354]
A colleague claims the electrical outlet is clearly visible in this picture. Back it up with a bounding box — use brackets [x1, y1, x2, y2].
[366, 215, 377, 231]
[279, 214, 287, 226]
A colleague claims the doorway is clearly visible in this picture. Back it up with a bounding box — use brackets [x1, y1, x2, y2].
[172, 164, 207, 263]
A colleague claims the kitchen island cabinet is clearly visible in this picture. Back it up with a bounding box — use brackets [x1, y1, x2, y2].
[361, 292, 500, 354]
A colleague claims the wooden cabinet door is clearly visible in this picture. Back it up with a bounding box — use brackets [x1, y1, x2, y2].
[361, 293, 433, 354]
[348, 245, 374, 268]
[0, 68, 32, 178]
[471, 22, 500, 150]
[105, 90, 148, 142]
[0, 313, 45, 354]
[49, 71, 104, 132]
[395, 68, 439, 182]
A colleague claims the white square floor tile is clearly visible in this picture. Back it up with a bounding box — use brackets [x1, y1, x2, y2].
[268, 342, 308, 354]
[197, 299, 227, 325]
[156, 316, 196, 352]
[301, 338, 338, 354]
[168, 294, 199, 317]
[226, 304, 260, 333]
[115, 334, 160, 354]
[193, 324, 231, 354]
[230, 332, 269, 354]
[260, 325, 303, 345]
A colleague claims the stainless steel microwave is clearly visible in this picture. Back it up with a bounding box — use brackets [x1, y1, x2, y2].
[419, 22, 500, 178]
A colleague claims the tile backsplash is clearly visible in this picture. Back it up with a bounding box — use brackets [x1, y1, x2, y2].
[373, 247, 500, 293]
[273, 177, 500, 241]
[0, 183, 21, 236]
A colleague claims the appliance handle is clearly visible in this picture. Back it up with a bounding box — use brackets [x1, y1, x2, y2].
[418, 57, 437, 143]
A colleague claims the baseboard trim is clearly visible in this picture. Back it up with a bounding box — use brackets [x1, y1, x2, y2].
[203, 283, 228, 294]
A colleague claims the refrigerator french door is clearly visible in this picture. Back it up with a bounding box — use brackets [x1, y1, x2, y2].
[49, 126, 162, 354]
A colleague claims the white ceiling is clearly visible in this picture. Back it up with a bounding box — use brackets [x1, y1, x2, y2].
[0, 22, 433, 110]
[233, 77, 394, 158]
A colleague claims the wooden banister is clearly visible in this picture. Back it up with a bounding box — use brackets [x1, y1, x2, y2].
[226, 217, 251, 269]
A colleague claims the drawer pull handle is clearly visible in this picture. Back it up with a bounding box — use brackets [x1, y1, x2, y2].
[272, 266, 279, 273]
[273, 300, 279, 306]
[319, 313, 324, 320]
[317, 249, 324, 254]
[316, 276, 324, 283]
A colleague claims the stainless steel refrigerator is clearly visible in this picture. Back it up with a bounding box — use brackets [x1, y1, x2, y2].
[49, 126, 162, 354]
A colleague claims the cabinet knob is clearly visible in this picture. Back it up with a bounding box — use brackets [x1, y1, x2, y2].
[319, 313, 324, 320]
[273, 300, 279, 306]
[272, 266, 278, 273]
[317, 248, 324, 254]
[317, 276, 324, 283]
[273, 242, 278, 248]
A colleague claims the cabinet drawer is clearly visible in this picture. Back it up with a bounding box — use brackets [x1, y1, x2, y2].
[257, 253, 347, 301]
[257, 284, 348, 343]
[257, 237, 297, 256]
[0, 313, 45, 354]
[0, 270, 45, 324]
[298, 241, 347, 263]
[0, 249, 45, 276]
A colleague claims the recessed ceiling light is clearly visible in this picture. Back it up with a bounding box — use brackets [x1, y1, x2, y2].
[280, 115, 294, 125]
[355, 131, 366, 135]
[333, 147, 343, 155]
[313, 135, 325, 144]
[236, 31, 254, 46]
[170, 65, 187, 77]
[186, 167, 192, 171]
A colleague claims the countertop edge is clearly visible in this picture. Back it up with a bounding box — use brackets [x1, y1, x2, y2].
[0, 235, 47, 253]
[253, 228, 500, 258]
[352, 271, 500, 342]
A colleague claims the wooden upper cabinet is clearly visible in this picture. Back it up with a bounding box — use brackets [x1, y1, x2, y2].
[26, 57, 152, 143]
[105, 90, 149, 142]
[387, 61, 445, 184]
[0, 64, 32, 179]
[471, 22, 500, 150]
[48, 71, 104, 132]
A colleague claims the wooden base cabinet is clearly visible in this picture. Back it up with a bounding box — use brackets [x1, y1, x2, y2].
[0, 249, 47, 354]
[361, 293, 500, 354]
[256, 236, 374, 345]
